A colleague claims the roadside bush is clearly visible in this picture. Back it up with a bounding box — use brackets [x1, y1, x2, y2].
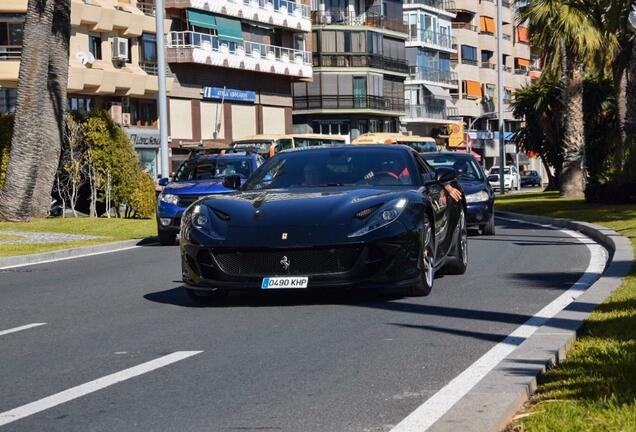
[0, 114, 14, 188]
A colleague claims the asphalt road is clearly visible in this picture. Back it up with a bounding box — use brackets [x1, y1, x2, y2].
[0, 218, 591, 432]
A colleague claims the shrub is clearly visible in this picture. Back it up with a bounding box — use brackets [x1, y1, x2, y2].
[0, 114, 14, 188]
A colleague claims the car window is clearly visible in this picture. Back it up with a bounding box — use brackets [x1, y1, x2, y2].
[423, 154, 484, 181]
[173, 158, 253, 181]
[243, 148, 417, 190]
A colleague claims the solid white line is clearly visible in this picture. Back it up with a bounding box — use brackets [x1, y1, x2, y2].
[0, 351, 202, 426]
[0, 323, 47, 337]
[0, 245, 145, 271]
[390, 217, 607, 432]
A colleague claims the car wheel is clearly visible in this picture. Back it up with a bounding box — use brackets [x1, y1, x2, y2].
[482, 213, 496, 236]
[443, 210, 468, 275]
[408, 220, 434, 297]
[158, 230, 176, 246]
[185, 287, 229, 304]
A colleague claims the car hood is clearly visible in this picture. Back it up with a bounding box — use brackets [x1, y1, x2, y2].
[164, 179, 237, 195]
[459, 180, 488, 195]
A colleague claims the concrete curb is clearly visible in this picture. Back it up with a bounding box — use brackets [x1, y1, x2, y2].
[0, 239, 150, 270]
[428, 211, 633, 432]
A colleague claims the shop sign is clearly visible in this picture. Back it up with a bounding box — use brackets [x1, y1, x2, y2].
[203, 87, 256, 103]
[448, 123, 464, 147]
[124, 127, 161, 148]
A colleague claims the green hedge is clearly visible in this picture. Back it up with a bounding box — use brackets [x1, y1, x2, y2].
[0, 114, 14, 188]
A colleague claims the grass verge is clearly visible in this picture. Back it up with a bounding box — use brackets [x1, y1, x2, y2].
[0, 217, 156, 257]
[497, 192, 636, 431]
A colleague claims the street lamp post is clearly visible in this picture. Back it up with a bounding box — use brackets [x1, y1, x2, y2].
[155, 0, 170, 179]
[496, 0, 505, 194]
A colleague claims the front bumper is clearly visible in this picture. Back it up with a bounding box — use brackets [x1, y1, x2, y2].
[157, 201, 187, 233]
[180, 230, 424, 292]
[466, 201, 493, 226]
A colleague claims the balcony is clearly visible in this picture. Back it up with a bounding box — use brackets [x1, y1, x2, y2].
[311, 6, 407, 34]
[403, 0, 457, 14]
[452, 23, 478, 32]
[0, 46, 21, 61]
[313, 53, 408, 74]
[137, 0, 155, 15]
[164, 0, 311, 32]
[403, 100, 459, 123]
[407, 66, 458, 86]
[166, 31, 312, 79]
[293, 95, 405, 114]
[480, 61, 496, 70]
[407, 29, 456, 52]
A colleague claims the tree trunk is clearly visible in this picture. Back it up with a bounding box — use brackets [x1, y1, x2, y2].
[614, 51, 629, 176]
[624, 39, 636, 181]
[0, 0, 70, 221]
[560, 62, 586, 198]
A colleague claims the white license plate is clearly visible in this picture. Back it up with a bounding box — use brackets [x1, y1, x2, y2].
[261, 277, 309, 289]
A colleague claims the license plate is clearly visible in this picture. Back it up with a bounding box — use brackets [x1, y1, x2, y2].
[261, 277, 309, 289]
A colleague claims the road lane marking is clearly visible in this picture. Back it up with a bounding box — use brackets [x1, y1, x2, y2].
[0, 323, 47, 337]
[0, 351, 202, 427]
[390, 217, 607, 432]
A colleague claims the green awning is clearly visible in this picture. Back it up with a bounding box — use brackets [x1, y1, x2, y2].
[216, 16, 243, 44]
[186, 9, 217, 30]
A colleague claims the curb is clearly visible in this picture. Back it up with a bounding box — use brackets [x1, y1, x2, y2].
[428, 211, 633, 432]
[0, 239, 153, 270]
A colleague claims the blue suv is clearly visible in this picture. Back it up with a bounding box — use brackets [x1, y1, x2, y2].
[156, 152, 263, 245]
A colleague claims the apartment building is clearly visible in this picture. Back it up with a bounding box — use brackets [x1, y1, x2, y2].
[0, 0, 169, 176]
[401, 0, 459, 137]
[292, 0, 408, 141]
[163, 0, 313, 171]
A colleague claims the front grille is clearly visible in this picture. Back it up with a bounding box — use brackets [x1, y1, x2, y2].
[211, 246, 363, 276]
[177, 194, 200, 208]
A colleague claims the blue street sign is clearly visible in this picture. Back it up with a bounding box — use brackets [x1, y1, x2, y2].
[203, 87, 256, 103]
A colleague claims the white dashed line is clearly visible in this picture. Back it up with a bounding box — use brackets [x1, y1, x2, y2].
[0, 351, 203, 427]
[389, 217, 607, 432]
[0, 323, 47, 338]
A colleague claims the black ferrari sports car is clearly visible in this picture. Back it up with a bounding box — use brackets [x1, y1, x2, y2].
[180, 145, 467, 302]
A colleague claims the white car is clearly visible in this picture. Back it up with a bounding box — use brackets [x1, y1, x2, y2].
[488, 165, 521, 191]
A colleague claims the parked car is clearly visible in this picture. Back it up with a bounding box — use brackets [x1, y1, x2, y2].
[156, 152, 263, 245]
[180, 145, 468, 303]
[488, 165, 521, 191]
[422, 152, 495, 235]
[521, 170, 542, 187]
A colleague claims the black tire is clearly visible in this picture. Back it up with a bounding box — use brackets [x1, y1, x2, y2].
[185, 287, 229, 304]
[482, 213, 496, 236]
[442, 210, 468, 275]
[407, 220, 434, 297]
[158, 230, 176, 246]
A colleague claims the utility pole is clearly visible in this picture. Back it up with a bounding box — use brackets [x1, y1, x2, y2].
[155, 0, 170, 178]
[496, 0, 505, 194]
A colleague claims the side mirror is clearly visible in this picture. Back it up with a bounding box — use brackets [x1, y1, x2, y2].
[222, 174, 241, 190]
[158, 177, 169, 186]
[435, 167, 457, 184]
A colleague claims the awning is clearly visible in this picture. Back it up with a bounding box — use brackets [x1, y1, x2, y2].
[216, 16, 244, 44]
[424, 84, 451, 100]
[186, 9, 217, 30]
[465, 80, 481, 98]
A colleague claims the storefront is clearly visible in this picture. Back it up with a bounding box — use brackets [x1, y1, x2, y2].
[124, 127, 161, 178]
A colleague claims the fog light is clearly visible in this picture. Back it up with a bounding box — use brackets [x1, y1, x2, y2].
[160, 218, 171, 226]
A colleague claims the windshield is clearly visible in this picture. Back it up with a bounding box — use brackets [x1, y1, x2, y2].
[243, 148, 417, 190]
[490, 167, 510, 175]
[423, 154, 484, 182]
[402, 141, 438, 153]
[233, 141, 272, 154]
[174, 158, 252, 181]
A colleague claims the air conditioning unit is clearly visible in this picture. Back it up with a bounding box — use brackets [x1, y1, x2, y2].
[112, 37, 129, 62]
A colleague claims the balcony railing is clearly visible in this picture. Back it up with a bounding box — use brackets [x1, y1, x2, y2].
[480, 61, 496, 69]
[166, 0, 311, 31]
[405, 101, 458, 120]
[408, 30, 456, 50]
[452, 23, 478, 32]
[460, 58, 478, 66]
[408, 66, 458, 85]
[403, 0, 457, 12]
[311, 6, 407, 33]
[514, 68, 528, 75]
[293, 95, 406, 112]
[166, 31, 312, 77]
[140, 61, 159, 75]
[0, 46, 21, 60]
[137, 0, 155, 15]
[313, 53, 409, 74]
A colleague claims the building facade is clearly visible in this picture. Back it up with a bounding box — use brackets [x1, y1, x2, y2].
[292, 0, 408, 141]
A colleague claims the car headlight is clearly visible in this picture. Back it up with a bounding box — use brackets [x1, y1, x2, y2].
[348, 198, 407, 238]
[159, 193, 178, 205]
[465, 191, 489, 203]
[189, 204, 224, 240]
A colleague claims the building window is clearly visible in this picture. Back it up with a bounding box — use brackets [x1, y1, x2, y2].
[69, 97, 94, 113]
[0, 88, 17, 114]
[128, 99, 157, 127]
[0, 15, 24, 46]
[139, 33, 157, 74]
[88, 34, 102, 60]
[479, 16, 496, 34]
[461, 45, 477, 65]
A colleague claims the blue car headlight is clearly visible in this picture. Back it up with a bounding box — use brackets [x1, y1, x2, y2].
[159, 193, 178, 205]
[465, 190, 489, 203]
[348, 198, 407, 238]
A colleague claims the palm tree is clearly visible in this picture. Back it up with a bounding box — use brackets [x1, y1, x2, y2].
[518, 0, 602, 197]
[0, 0, 70, 221]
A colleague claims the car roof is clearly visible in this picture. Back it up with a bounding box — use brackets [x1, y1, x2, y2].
[278, 144, 414, 154]
[421, 151, 476, 160]
[187, 153, 256, 162]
